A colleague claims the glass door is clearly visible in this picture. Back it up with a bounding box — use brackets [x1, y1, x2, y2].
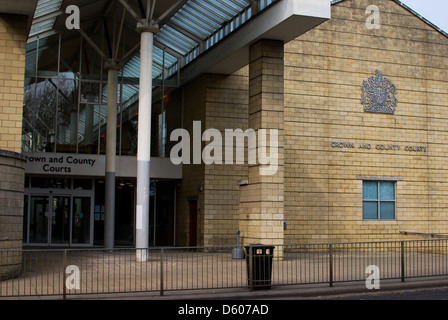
[72, 197, 91, 244]
[50, 196, 71, 244]
[26, 194, 93, 246]
[29, 195, 49, 244]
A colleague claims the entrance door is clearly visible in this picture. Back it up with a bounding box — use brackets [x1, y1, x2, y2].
[147, 181, 176, 247]
[50, 196, 70, 244]
[72, 197, 91, 244]
[27, 194, 92, 246]
[29, 195, 49, 244]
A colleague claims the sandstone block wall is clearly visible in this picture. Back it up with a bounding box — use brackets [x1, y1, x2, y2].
[283, 0, 448, 243]
[176, 69, 249, 246]
[0, 150, 26, 280]
[0, 14, 27, 154]
[174, 0, 448, 247]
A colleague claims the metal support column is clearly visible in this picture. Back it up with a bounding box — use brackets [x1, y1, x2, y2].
[135, 19, 159, 261]
[104, 62, 120, 250]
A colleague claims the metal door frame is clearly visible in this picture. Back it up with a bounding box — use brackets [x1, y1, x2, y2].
[24, 188, 94, 247]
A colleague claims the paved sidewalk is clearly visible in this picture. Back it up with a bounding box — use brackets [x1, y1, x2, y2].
[86, 277, 448, 300]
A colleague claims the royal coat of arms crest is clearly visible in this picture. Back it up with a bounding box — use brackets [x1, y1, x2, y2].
[361, 70, 398, 114]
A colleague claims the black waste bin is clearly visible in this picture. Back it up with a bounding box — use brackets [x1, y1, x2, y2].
[245, 244, 275, 290]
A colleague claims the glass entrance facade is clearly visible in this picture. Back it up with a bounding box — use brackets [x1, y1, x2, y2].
[24, 177, 94, 246]
[24, 176, 176, 247]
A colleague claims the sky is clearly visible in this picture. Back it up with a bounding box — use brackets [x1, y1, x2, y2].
[399, 0, 448, 33]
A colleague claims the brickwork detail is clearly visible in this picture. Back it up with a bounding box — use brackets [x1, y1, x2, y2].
[0, 14, 27, 153]
[151, 0, 448, 247]
[0, 150, 26, 280]
[239, 40, 285, 253]
[175, 70, 249, 246]
[283, 0, 448, 244]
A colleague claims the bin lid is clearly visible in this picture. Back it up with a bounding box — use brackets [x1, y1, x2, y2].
[246, 244, 275, 247]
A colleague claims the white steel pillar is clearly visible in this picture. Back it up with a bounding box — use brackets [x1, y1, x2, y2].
[135, 20, 158, 261]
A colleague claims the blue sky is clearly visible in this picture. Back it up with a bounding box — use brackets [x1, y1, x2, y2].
[400, 0, 448, 33]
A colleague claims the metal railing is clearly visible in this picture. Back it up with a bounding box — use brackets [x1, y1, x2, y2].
[1, 239, 448, 298]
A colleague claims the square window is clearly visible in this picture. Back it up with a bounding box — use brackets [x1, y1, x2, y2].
[363, 181, 396, 220]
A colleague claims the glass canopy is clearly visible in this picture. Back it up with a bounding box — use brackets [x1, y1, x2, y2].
[26, 0, 278, 82]
[22, 0, 279, 154]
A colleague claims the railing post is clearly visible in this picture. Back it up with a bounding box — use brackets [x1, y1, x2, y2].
[248, 246, 253, 290]
[63, 249, 67, 300]
[329, 244, 334, 287]
[160, 248, 164, 296]
[400, 241, 405, 282]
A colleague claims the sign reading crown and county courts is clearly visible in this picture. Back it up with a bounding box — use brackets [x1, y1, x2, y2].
[23, 152, 182, 179]
[24, 153, 105, 176]
[330, 141, 427, 153]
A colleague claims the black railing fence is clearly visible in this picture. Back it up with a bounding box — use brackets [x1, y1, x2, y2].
[1, 239, 448, 298]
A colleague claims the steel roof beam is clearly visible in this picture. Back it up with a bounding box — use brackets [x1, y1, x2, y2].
[156, 0, 186, 24]
[78, 28, 109, 61]
[118, 0, 141, 22]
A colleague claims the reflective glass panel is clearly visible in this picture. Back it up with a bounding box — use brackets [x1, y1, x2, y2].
[363, 181, 378, 200]
[380, 202, 395, 220]
[380, 181, 395, 200]
[363, 201, 378, 220]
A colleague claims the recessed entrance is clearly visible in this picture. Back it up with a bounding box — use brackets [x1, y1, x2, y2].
[24, 177, 94, 246]
[25, 194, 92, 246]
[24, 176, 177, 248]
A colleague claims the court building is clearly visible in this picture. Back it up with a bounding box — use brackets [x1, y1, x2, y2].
[0, 0, 447, 262]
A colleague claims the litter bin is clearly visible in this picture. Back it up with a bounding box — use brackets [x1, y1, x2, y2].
[245, 244, 275, 290]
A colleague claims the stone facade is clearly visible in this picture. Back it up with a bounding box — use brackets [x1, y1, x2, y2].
[0, 13, 27, 278]
[283, 0, 448, 243]
[0, 14, 27, 154]
[176, 0, 448, 247]
[3, 0, 446, 249]
[175, 70, 249, 247]
[239, 39, 285, 250]
[0, 150, 26, 280]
